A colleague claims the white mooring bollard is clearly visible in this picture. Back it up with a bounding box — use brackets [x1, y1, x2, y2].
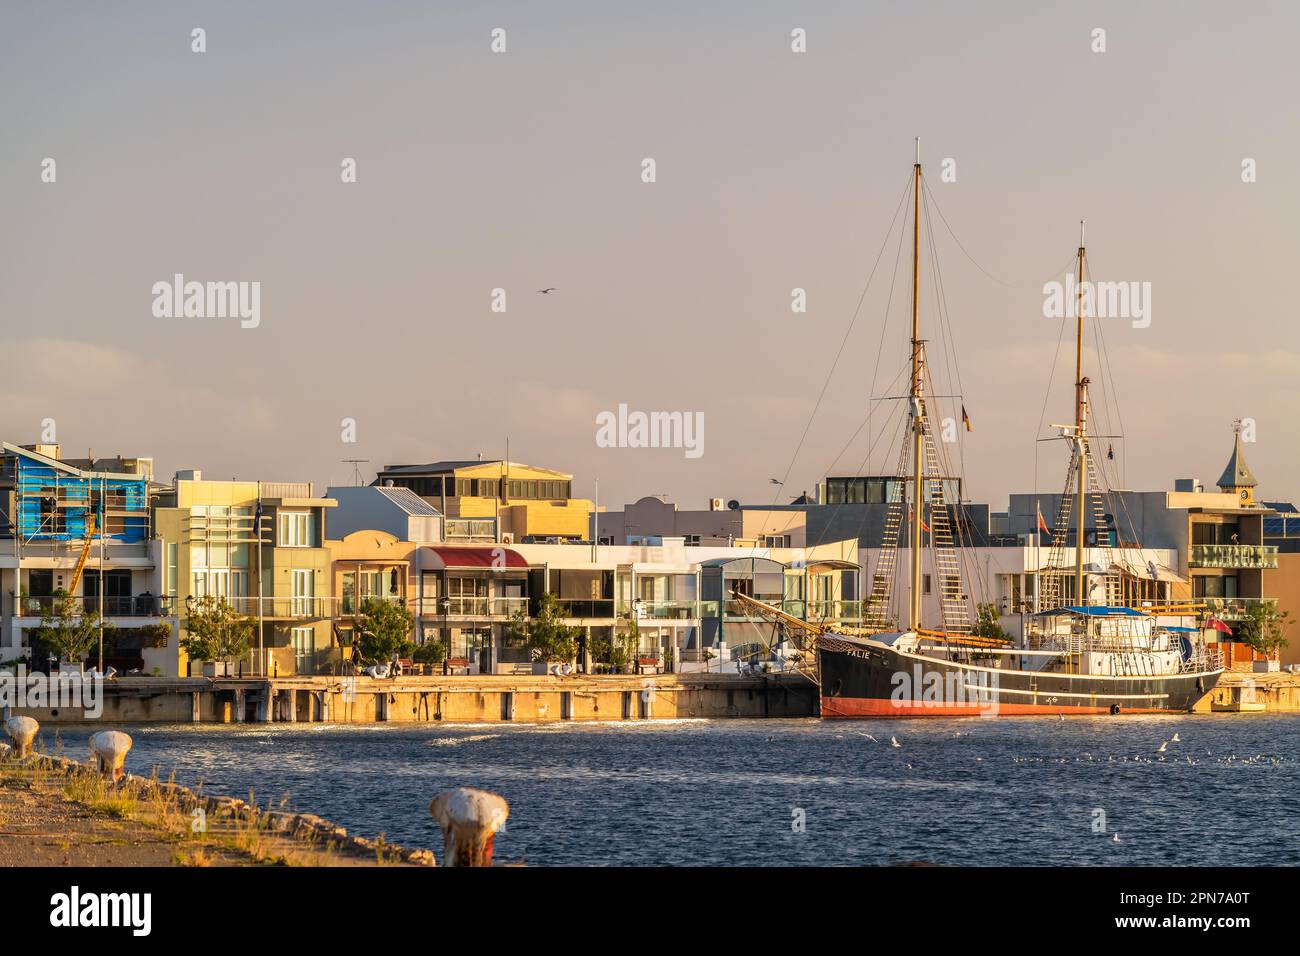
[5, 716, 39, 758]
[429, 787, 510, 867]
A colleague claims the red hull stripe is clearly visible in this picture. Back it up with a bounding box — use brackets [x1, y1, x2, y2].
[822, 696, 1166, 718]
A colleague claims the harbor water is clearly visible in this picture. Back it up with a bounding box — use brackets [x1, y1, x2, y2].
[60, 715, 1300, 866]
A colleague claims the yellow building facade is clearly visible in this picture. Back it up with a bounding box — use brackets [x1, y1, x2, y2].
[373, 459, 593, 543]
[154, 477, 336, 676]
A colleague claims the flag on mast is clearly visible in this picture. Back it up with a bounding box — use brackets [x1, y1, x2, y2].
[908, 505, 931, 533]
[1036, 501, 1051, 537]
[961, 404, 972, 432]
[1205, 616, 1233, 636]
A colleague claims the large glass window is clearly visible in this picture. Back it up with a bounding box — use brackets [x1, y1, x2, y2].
[279, 512, 316, 547]
[291, 569, 314, 615]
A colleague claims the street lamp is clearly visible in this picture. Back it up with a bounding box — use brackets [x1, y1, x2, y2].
[439, 596, 452, 674]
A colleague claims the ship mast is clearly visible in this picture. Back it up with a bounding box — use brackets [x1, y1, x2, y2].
[909, 139, 925, 630]
[1073, 220, 1089, 606]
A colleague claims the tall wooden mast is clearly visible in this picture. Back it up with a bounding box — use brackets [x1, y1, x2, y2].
[909, 139, 925, 631]
[1073, 220, 1089, 606]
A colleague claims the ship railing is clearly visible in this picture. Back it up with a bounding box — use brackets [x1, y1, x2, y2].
[1180, 644, 1223, 673]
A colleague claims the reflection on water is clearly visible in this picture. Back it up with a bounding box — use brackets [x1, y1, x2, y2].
[69, 716, 1300, 866]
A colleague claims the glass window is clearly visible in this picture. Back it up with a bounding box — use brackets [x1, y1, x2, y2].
[279, 512, 315, 547]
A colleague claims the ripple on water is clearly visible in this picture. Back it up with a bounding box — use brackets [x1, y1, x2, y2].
[116, 715, 1300, 866]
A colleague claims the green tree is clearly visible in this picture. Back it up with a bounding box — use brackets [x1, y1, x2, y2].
[1237, 602, 1291, 659]
[972, 602, 1009, 642]
[32, 591, 111, 665]
[182, 595, 254, 664]
[355, 597, 415, 663]
[504, 592, 579, 664]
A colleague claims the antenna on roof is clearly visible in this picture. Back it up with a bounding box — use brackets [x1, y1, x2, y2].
[341, 459, 369, 486]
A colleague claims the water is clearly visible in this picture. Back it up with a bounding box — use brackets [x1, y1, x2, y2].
[54, 715, 1300, 866]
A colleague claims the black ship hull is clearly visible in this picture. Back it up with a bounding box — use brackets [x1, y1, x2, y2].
[818, 640, 1221, 718]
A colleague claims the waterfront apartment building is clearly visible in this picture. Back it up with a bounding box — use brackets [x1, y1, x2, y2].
[1263, 502, 1300, 667]
[325, 479, 866, 674]
[595, 495, 808, 548]
[0, 442, 176, 673]
[152, 473, 336, 677]
[372, 458, 593, 544]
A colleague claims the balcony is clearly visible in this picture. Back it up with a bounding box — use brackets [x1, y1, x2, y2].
[716, 598, 861, 622]
[1200, 597, 1278, 621]
[806, 599, 863, 622]
[554, 598, 615, 618]
[434, 596, 529, 618]
[723, 597, 784, 620]
[217, 596, 335, 619]
[11, 594, 175, 618]
[339, 594, 408, 615]
[1189, 544, 1278, 570]
[632, 600, 701, 620]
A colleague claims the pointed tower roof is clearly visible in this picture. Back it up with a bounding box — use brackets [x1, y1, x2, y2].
[1216, 422, 1258, 490]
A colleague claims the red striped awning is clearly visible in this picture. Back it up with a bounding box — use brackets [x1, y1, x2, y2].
[421, 546, 529, 570]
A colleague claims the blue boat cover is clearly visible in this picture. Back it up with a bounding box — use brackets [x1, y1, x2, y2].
[1033, 605, 1148, 617]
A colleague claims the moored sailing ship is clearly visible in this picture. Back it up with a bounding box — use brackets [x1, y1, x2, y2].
[742, 143, 1223, 717]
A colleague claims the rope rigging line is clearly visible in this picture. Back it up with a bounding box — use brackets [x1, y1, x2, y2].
[767, 170, 914, 498]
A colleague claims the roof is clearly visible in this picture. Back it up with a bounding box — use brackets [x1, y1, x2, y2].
[1217, 430, 1258, 489]
[698, 556, 787, 572]
[376, 459, 572, 480]
[1034, 605, 1148, 618]
[1110, 559, 1187, 585]
[380, 460, 502, 475]
[420, 546, 529, 570]
[2, 442, 143, 482]
[375, 485, 442, 516]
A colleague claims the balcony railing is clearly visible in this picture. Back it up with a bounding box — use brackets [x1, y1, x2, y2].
[717, 598, 861, 622]
[806, 599, 862, 621]
[723, 598, 785, 619]
[1190, 544, 1279, 569]
[436, 596, 529, 617]
[1201, 597, 1278, 621]
[12, 594, 175, 617]
[217, 596, 335, 619]
[632, 600, 702, 620]
[554, 599, 615, 618]
[340, 594, 407, 615]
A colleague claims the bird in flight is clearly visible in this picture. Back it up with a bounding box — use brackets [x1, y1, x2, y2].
[537, 287, 556, 294]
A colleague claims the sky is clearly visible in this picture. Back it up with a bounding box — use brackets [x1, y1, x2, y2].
[2, 1, 1297, 513]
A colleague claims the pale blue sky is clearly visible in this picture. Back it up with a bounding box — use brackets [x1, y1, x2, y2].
[1, 1, 1296, 509]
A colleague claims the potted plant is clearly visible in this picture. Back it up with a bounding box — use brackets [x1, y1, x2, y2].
[182, 595, 254, 677]
[411, 640, 446, 675]
[663, 644, 676, 674]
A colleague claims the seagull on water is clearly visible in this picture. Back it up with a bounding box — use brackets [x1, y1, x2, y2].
[1171, 732, 1181, 743]
[858, 732, 878, 742]
[1157, 740, 1168, 753]
[890, 736, 902, 748]
[1112, 833, 1121, 844]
